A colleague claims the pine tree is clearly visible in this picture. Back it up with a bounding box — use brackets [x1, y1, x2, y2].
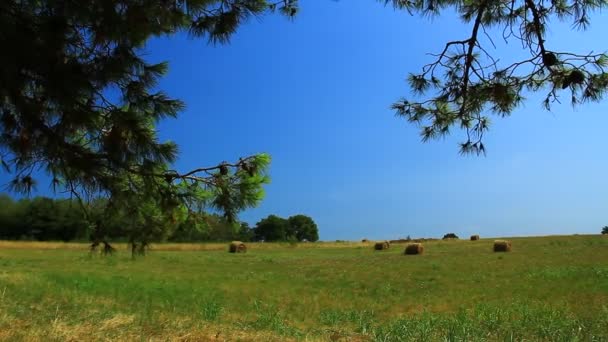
[387, 0, 608, 154]
[0, 0, 298, 250]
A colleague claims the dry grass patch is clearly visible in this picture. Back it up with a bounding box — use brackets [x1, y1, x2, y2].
[0, 271, 30, 285]
[100, 313, 136, 330]
[50, 320, 97, 342]
[0, 241, 87, 250]
[177, 330, 301, 342]
[0, 240, 381, 252]
[40, 316, 303, 342]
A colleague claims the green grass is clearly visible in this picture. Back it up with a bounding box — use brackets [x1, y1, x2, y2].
[0, 235, 607, 341]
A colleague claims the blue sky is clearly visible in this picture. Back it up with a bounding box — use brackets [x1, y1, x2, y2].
[5, 1, 608, 240]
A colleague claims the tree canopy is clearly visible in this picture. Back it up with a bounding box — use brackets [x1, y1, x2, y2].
[254, 215, 290, 241]
[287, 214, 319, 242]
[253, 214, 319, 242]
[0, 0, 298, 249]
[0, 194, 256, 246]
[442, 233, 459, 240]
[0, 194, 88, 241]
[387, 0, 608, 154]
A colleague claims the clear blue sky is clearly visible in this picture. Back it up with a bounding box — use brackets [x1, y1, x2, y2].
[6, 1, 608, 240]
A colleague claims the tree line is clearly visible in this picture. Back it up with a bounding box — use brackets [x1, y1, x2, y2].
[0, 194, 318, 243]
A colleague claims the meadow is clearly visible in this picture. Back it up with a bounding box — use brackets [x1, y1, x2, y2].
[0, 235, 607, 341]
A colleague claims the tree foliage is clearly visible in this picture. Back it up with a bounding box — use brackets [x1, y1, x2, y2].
[253, 214, 319, 241]
[602, 226, 608, 234]
[387, 0, 608, 154]
[0, 0, 298, 248]
[442, 232, 459, 239]
[0, 194, 256, 245]
[254, 215, 289, 241]
[287, 214, 319, 242]
[0, 194, 89, 241]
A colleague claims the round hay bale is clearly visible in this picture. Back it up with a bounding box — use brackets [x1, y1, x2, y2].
[493, 240, 511, 252]
[374, 241, 389, 250]
[470, 235, 480, 241]
[404, 243, 424, 255]
[229, 241, 247, 253]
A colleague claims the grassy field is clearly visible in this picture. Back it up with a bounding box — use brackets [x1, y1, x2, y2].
[0, 235, 607, 341]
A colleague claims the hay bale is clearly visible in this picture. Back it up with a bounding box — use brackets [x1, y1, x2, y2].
[470, 235, 480, 241]
[374, 241, 389, 250]
[404, 243, 424, 255]
[229, 241, 247, 253]
[493, 240, 512, 252]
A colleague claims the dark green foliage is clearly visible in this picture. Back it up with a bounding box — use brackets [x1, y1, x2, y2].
[254, 215, 290, 241]
[387, 0, 608, 154]
[0, 194, 88, 241]
[443, 233, 459, 240]
[236, 222, 256, 242]
[602, 226, 608, 234]
[287, 214, 319, 242]
[0, 0, 297, 249]
[169, 213, 254, 242]
[0, 193, 256, 243]
[23, 197, 87, 241]
[254, 214, 319, 242]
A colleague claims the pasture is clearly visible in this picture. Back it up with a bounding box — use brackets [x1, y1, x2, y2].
[0, 235, 607, 341]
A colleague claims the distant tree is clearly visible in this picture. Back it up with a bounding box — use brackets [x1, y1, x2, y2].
[20, 197, 54, 240]
[0, 194, 88, 241]
[602, 226, 608, 235]
[443, 233, 459, 240]
[287, 215, 319, 242]
[254, 215, 289, 241]
[0, 195, 28, 239]
[236, 222, 256, 242]
[50, 199, 89, 241]
[0, 192, 264, 244]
